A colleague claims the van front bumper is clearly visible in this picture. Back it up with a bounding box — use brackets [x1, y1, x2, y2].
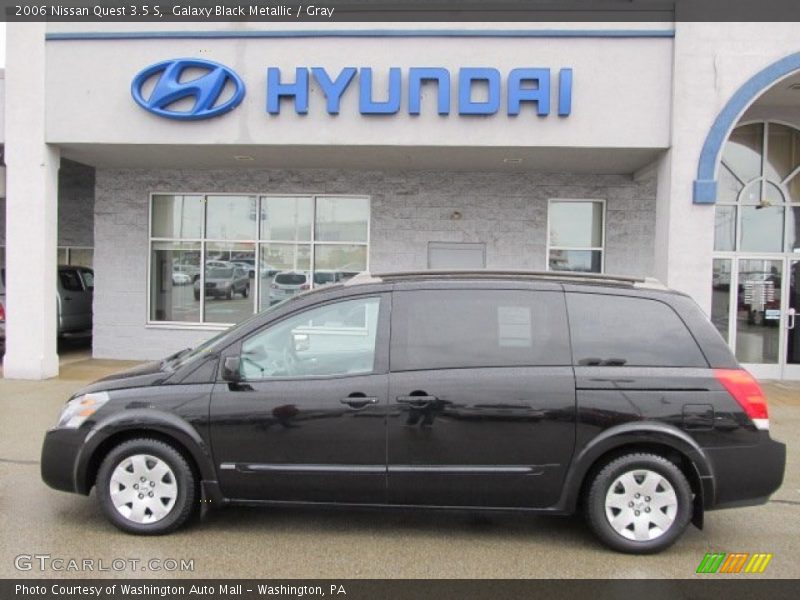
[41, 427, 90, 495]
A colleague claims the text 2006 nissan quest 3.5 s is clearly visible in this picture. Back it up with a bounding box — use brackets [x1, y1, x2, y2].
[41, 271, 786, 553]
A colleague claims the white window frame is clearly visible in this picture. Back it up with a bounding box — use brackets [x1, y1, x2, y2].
[546, 198, 606, 273]
[146, 192, 371, 330]
[58, 246, 94, 267]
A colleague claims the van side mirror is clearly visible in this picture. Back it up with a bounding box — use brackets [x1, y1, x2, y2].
[221, 356, 241, 382]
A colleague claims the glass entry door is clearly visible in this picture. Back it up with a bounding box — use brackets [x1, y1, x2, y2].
[716, 256, 800, 379]
[783, 260, 800, 378]
[734, 258, 783, 378]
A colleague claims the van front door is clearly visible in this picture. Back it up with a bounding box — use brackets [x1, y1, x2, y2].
[210, 294, 391, 503]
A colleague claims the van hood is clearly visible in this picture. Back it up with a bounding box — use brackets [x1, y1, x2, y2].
[74, 361, 169, 396]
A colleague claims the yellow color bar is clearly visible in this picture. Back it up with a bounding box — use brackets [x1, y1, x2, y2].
[757, 554, 773, 573]
[744, 553, 773, 573]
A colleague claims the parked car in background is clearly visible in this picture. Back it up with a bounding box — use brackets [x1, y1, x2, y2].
[1, 266, 94, 344]
[41, 271, 785, 552]
[313, 270, 344, 287]
[171, 272, 192, 286]
[57, 266, 94, 335]
[173, 264, 200, 283]
[231, 261, 256, 279]
[194, 266, 250, 300]
[204, 260, 231, 270]
[268, 271, 311, 304]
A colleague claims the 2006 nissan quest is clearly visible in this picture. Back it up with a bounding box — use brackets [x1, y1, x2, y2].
[41, 271, 786, 553]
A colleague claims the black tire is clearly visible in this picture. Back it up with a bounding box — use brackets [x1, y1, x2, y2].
[226, 287, 234, 300]
[242, 284, 249, 299]
[96, 438, 197, 535]
[584, 453, 692, 554]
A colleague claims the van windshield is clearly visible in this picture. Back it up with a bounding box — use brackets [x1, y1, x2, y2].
[162, 297, 294, 371]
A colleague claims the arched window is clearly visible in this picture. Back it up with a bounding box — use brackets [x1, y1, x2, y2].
[715, 121, 800, 253]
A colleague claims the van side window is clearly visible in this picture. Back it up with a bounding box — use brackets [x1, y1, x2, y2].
[566, 293, 707, 367]
[240, 296, 380, 380]
[59, 269, 83, 292]
[390, 290, 570, 371]
[79, 269, 94, 290]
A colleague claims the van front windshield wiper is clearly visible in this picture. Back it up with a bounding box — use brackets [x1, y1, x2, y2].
[161, 347, 192, 368]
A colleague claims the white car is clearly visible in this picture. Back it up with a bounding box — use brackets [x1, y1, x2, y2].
[268, 271, 311, 304]
[173, 263, 200, 282]
[172, 272, 192, 286]
[205, 260, 231, 270]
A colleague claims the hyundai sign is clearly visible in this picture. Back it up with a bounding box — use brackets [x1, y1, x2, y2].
[132, 59, 573, 120]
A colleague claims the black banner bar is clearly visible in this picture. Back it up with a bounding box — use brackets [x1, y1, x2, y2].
[3, 579, 800, 600]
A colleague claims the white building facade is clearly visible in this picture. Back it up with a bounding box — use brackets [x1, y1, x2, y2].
[3, 21, 800, 379]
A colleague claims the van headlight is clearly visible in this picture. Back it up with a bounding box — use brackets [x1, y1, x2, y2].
[56, 392, 110, 429]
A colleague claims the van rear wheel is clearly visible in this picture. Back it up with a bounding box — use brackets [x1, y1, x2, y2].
[584, 453, 692, 554]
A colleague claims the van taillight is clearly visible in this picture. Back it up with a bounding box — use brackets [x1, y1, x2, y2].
[0, 302, 5, 322]
[714, 368, 769, 430]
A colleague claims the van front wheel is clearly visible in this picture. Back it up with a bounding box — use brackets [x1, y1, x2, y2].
[96, 438, 197, 535]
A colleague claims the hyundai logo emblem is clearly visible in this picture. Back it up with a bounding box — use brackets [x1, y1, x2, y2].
[131, 58, 246, 120]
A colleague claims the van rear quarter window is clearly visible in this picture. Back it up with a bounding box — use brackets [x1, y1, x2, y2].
[566, 293, 707, 367]
[390, 289, 570, 371]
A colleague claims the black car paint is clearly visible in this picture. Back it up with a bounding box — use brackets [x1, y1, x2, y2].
[41, 276, 786, 521]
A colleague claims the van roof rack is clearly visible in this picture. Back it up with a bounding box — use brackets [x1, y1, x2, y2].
[344, 269, 667, 290]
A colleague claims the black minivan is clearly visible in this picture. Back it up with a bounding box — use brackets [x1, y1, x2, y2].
[41, 271, 786, 553]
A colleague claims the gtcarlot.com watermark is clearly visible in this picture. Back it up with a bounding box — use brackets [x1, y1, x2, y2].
[14, 554, 195, 573]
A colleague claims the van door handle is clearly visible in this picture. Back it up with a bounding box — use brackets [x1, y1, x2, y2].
[340, 396, 379, 409]
[396, 395, 437, 406]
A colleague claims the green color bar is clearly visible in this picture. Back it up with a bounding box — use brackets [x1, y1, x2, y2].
[697, 553, 726, 574]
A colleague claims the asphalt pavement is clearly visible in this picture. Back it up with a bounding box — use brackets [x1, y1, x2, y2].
[0, 349, 798, 579]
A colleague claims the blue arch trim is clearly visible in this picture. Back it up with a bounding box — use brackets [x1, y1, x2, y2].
[694, 52, 800, 204]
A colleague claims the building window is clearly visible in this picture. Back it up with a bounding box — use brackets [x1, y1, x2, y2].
[148, 194, 369, 326]
[0, 246, 93, 269]
[547, 199, 605, 273]
[714, 121, 800, 253]
[57, 246, 94, 268]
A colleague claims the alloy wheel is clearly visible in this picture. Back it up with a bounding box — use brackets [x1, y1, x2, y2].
[604, 468, 678, 541]
[109, 454, 178, 524]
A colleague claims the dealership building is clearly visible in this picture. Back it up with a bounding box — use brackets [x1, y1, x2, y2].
[3, 21, 800, 379]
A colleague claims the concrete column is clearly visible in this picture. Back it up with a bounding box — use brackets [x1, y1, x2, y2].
[3, 23, 60, 379]
[653, 149, 716, 317]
